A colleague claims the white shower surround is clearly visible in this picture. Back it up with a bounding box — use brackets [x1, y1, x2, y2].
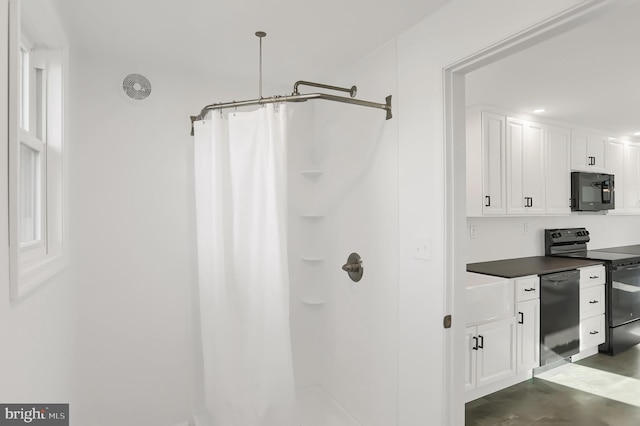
[287, 38, 400, 425]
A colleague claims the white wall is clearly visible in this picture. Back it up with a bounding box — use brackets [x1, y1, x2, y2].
[0, 0, 75, 405]
[394, 0, 587, 424]
[467, 215, 640, 263]
[67, 54, 201, 425]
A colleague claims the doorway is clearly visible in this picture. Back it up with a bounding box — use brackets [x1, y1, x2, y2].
[442, 0, 614, 423]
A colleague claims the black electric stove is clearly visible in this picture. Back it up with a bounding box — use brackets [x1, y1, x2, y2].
[545, 228, 640, 355]
[560, 250, 640, 265]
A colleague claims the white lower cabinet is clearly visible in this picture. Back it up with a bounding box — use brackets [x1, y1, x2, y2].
[581, 314, 606, 350]
[578, 265, 606, 352]
[466, 318, 517, 393]
[516, 298, 540, 373]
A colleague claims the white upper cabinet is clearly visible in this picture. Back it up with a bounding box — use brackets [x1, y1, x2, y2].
[607, 139, 640, 214]
[466, 108, 640, 217]
[467, 111, 506, 216]
[624, 143, 640, 212]
[571, 130, 607, 171]
[606, 139, 625, 212]
[545, 126, 571, 214]
[506, 118, 545, 215]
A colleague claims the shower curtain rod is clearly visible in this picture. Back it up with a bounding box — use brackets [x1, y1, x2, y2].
[189, 80, 392, 135]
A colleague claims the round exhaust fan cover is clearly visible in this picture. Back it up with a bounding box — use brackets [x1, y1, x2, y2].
[122, 73, 152, 100]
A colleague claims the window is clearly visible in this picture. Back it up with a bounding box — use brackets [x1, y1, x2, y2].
[9, 0, 67, 300]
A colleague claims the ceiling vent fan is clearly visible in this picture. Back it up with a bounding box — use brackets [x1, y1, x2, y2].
[122, 73, 152, 101]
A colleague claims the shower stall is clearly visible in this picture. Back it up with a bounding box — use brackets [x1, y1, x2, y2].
[287, 97, 399, 425]
[191, 42, 399, 425]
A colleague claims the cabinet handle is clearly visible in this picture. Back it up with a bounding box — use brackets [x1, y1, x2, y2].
[472, 336, 478, 350]
[589, 331, 599, 335]
[518, 312, 524, 324]
[485, 196, 491, 207]
[589, 300, 599, 304]
[530, 197, 533, 207]
[478, 335, 484, 349]
[524, 288, 536, 292]
[590, 276, 599, 279]
[588, 156, 596, 166]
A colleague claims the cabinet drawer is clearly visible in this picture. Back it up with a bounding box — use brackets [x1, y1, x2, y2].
[580, 314, 605, 350]
[515, 276, 539, 302]
[580, 265, 606, 288]
[580, 285, 605, 320]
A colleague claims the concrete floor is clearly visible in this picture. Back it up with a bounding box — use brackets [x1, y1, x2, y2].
[465, 345, 640, 425]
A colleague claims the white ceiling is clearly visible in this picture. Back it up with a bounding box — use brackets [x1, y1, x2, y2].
[466, 1, 640, 140]
[49, 0, 450, 86]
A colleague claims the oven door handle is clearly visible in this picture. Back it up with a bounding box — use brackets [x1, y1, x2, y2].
[613, 265, 640, 271]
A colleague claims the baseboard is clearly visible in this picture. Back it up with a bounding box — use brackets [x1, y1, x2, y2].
[465, 370, 533, 402]
[570, 346, 599, 362]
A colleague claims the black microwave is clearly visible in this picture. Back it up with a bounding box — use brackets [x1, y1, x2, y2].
[571, 172, 615, 211]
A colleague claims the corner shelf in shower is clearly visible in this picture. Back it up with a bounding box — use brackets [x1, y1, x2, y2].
[300, 256, 324, 263]
[300, 170, 324, 180]
[300, 213, 325, 219]
[301, 298, 326, 306]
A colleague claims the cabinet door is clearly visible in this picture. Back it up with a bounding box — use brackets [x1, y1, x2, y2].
[571, 131, 589, 170]
[516, 299, 540, 373]
[545, 126, 571, 214]
[465, 326, 478, 392]
[506, 119, 527, 214]
[482, 112, 506, 215]
[588, 135, 606, 169]
[506, 118, 545, 214]
[572, 131, 606, 171]
[624, 143, 640, 212]
[579, 265, 606, 287]
[580, 284, 605, 320]
[606, 139, 626, 213]
[580, 314, 605, 350]
[476, 318, 517, 388]
[523, 121, 546, 214]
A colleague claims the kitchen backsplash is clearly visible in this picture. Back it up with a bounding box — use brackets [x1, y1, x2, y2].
[467, 215, 640, 263]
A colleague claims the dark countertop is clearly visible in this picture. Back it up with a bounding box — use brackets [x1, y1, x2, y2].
[467, 256, 604, 278]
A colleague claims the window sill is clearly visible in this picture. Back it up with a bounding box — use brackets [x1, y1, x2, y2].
[11, 253, 66, 301]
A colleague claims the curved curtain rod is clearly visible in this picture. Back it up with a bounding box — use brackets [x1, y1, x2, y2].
[189, 81, 392, 135]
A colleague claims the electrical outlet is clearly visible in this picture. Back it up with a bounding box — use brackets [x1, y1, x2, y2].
[470, 225, 477, 239]
[524, 223, 529, 235]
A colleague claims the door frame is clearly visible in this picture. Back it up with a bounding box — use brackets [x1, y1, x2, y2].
[442, 0, 610, 423]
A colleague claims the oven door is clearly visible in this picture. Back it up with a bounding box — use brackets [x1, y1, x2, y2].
[610, 263, 640, 327]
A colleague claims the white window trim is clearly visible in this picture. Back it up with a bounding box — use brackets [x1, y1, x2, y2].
[8, 0, 68, 301]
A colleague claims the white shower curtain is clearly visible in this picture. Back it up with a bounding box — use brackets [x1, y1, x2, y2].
[193, 104, 297, 426]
